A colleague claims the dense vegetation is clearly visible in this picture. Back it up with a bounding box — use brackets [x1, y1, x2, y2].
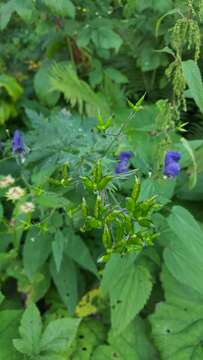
[1, 0, 203, 359]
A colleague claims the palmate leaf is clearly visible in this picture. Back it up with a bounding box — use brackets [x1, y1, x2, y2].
[49, 62, 110, 116]
[150, 266, 203, 359]
[164, 206, 203, 295]
[13, 304, 80, 359]
[0, 309, 22, 360]
[13, 303, 42, 356]
[92, 317, 158, 360]
[101, 254, 152, 334]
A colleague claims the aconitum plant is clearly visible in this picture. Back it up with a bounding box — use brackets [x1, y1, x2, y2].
[164, 151, 181, 177]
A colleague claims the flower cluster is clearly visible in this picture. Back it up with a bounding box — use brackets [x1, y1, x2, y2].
[19, 202, 35, 214]
[164, 151, 181, 177]
[6, 186, 25, 201]
[115, 151, 132, 174]
[115, 150, 181, 178]
[0, 175, 15, 188]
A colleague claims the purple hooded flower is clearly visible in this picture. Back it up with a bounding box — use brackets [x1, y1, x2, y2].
[116, 151, 132, 174]
[164, 151, 181, 177]
[12, 130, 24, 154]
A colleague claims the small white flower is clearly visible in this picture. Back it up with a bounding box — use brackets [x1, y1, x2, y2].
[0, 175, 15, 188]
[19, 202, 35, 214]
[6, 186, 25, 201]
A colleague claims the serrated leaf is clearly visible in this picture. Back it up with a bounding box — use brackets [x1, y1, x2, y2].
[64, 228, 98, 275]
[150, 266, 203, 359]
[40, 318, 80, 353]
[68, 318, 106, 359]
[164, 206, 203, 296]
[0, 310, 22, 359]
[92, 317, 157, 359]
[50, 255, 78, 315]
[52, 230, 65, 272]
[101, 254, 152, 334]
[23, 228, 52, 280]
[43, 0, 75, 18]
[13, 303, 42, 356]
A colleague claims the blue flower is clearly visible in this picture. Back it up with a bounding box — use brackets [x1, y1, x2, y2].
[164, 151, 181, 177]
[12, 130, 24, 154]
[116, 151, 132, 174]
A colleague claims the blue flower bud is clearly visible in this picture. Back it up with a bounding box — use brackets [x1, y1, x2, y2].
[116, 151, 132, 174]
[164, 151, 181, 177]
[12, 130, 24, 154]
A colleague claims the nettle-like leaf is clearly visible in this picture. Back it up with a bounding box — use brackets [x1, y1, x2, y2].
[13, 303, 42, 356]
[0, 309, 22, 360]
[101, 254, 152, 334]
[0, 0, 34, 30]
[63, 227, 98, 276]
[50, 255, 78, 315]
[43, 0, 75, 18]
[23, 228, 52, 280]
[164, 206, 203, 295]
[92, 317, 158, 360]
[49, 62, 110, 116]
[13, 303, 80, 358]
[67, 318, 106, 358]
[150, 266, 203, 359]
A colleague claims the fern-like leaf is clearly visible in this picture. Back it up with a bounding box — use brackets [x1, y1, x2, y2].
[49, 62, 110, 116]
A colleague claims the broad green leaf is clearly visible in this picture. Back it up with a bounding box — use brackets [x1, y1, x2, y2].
[0, 74, 22, 101]
[92, 317, 157, 359]
[181, 137, 197, 189]
[64, 228, 97, 275]
[0, 0, 34, 30]
[91, 28, 123, 52]
[69, 318, 106, 359]
[43, 0, 75, 18]
[0, 100, 17, 124]
[34, 65, 60, 107]
[164, 206, 203, 295]
[40, 318, 80, 353]
[182, 60, 203, 114]
[23, 228, 52, 280]
[52, 230, 65, 272]
[105, 67, 128, 84]
[50, 255, 78, 315]
[0, 309, 22, 359]
[102, 254, 152, 334]
[139, 178, 176, 205]
[35, 192, 71, 209]
[13, 303, 42, 356]
[150, 266, 203, 359]
[0, 291, 5, 305]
